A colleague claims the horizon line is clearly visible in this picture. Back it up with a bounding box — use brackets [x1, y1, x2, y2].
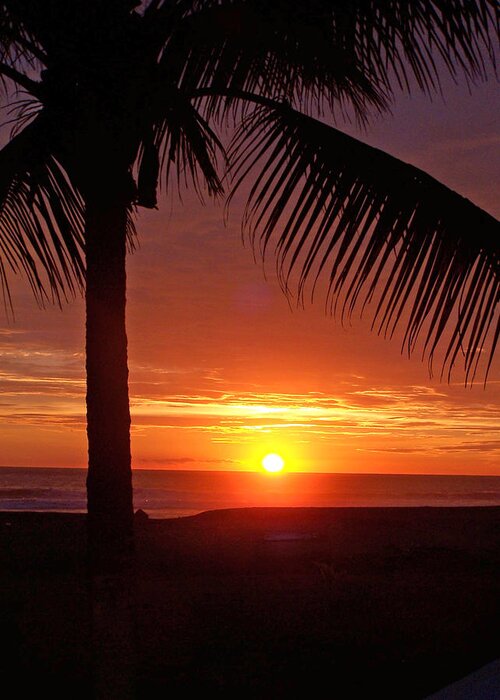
[1, 465, 500, 478]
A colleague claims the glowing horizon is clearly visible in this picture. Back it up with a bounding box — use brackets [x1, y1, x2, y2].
[0, 77, 498, 476]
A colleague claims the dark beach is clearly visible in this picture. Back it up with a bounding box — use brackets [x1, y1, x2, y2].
[1, 507, 499, 698]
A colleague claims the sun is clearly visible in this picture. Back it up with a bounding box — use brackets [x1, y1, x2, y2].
[262, 453, 285, 473]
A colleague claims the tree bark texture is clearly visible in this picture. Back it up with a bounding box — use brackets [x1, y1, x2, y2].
[85, 191, 133, 572]
[85, 185, 136, 699]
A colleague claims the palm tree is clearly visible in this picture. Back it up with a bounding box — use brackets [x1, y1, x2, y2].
[0, 0, 498, 688]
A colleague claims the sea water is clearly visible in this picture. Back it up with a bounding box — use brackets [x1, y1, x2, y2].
[0, 467, 499, 518]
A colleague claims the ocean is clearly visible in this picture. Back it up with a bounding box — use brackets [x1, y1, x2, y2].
[0, 467, 499, 518]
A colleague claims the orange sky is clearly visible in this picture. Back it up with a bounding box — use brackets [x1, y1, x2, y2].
[1, 78, 499, 475]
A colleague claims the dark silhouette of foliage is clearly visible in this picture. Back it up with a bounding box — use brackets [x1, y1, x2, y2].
[0, 0, 497, 382]
[0, 1, 498, 694]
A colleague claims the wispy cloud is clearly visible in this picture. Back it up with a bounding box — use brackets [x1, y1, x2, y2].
[1, 346, 498, 461]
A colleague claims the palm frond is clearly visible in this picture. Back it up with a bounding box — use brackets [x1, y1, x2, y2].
[0, 113, 85, 309]
[0, 2, 47, 81]
[228, 106, 499, 384]
[158, 1, 388, 123]
[156, 0, 497, 122]
[126, 207, 137, 253]
[138, 84, 225, 203]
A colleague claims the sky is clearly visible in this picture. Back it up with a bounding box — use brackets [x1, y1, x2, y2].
[0, 74, 499, 475]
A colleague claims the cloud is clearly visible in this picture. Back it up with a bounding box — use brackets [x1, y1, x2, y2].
[363, 440, 500, 456]
[135, 456, 238, 468]
[435, 441, 500, 454]
[137, 456, 197, 465]
[0, 413, 85, 429]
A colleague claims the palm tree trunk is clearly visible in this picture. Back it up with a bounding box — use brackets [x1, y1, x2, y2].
[85, 185, 136, 698]
[85, 191, 133, 571]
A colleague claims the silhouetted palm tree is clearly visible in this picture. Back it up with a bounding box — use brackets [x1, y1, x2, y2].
[0, 0, 498, 661]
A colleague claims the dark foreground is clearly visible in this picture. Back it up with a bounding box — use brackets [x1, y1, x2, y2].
[1, 507, 499, 698]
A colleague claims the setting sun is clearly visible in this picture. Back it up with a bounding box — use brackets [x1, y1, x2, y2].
[262, 453, 285, 473]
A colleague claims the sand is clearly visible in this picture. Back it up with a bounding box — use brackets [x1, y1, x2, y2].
[1, 507, 499, 698]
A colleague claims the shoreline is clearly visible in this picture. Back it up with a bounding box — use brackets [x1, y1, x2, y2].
[3, 470, 500, 517]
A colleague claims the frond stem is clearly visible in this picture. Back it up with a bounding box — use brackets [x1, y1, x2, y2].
[0, 62, 41, 97]
[15, 36, 48, 64]
[189, 87, 286, 112]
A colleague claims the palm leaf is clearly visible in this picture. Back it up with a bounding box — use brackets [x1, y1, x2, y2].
[0, 0, 53, 77]
[157, 1, 388, 121]
[228, 105, 499, 383]
[156, 0, 497, 122]
[137, 84, 225, 204]
[0, 113, 85, 309]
